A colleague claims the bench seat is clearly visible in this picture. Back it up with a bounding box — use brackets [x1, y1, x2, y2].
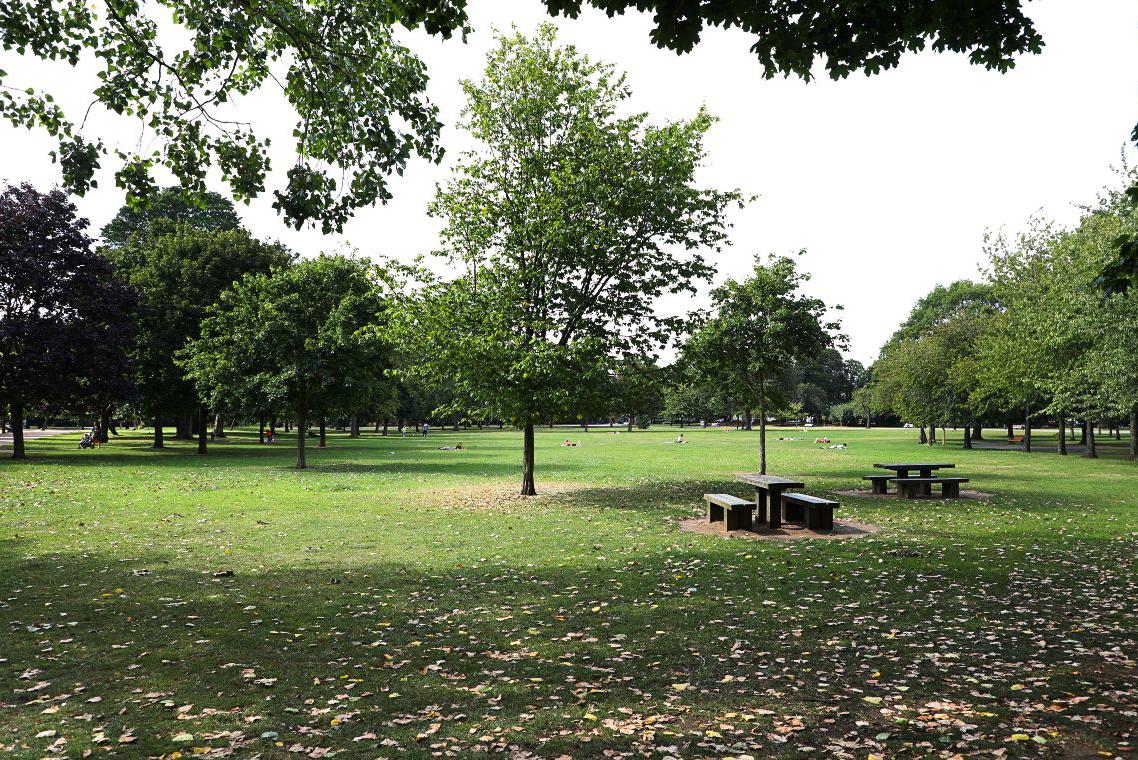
[862, 474, 892, 494]
[889, 476, 969, 499]
[704, 493, 756, 531]
[781, 492, 838, 530]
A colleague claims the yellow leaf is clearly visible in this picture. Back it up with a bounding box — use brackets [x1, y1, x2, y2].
[1009, 733, 1030, 741]
[583, 713, 597, 721]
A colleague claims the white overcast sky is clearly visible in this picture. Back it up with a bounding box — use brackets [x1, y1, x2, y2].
[2, 1, 1136, 364]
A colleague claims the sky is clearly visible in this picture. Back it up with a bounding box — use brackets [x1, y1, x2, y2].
[2, 1, 1136, 365]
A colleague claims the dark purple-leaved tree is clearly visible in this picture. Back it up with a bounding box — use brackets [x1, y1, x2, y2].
[0, 184, 137, 458]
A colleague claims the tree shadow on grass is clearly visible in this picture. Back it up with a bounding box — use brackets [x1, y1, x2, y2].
[1, 532, 1133, 759]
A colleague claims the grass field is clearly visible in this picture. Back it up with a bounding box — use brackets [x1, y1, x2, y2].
[1, 425, 1136, 759]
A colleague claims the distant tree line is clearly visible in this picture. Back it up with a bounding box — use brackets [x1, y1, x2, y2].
[859, 174, 1138, 459]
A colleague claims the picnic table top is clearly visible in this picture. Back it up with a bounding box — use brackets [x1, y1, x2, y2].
[735, 473, 806, 488]
[873, 463, 956, 471]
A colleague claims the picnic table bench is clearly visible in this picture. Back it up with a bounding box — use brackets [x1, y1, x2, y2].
[890, 476, 969, 499]
[735, 473, 805, 529]
[781, 492, 838, 530]
[873, 463, 955, 496]
[703, 493, 756, 531]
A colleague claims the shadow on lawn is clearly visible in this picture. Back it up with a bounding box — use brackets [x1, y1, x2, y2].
[1, 535, 1133, 759]
[11, 433, 558, 478]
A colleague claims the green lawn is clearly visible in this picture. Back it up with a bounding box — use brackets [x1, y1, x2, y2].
[2, 426, 1136, 759]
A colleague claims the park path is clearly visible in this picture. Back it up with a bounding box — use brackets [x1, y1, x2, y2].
[0, 428, 80, 449]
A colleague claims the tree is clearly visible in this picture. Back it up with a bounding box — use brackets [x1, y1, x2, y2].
[101, 188, 240, 248]
[390, 27, 738, 494]
[0, 184, 136, 459]
[183, 255, 390, 469]
[108, 227, 293, 449]
[870, 279, 1000, 443]
[687, 255, 842, 474]
[610, 359, 666, 430]
[3, 2, 1041, 231]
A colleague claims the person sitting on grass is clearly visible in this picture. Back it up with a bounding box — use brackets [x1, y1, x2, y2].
[673, 433, 686, 444]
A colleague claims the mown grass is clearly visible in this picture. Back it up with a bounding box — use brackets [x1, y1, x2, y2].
[1, 425, 1135, 759]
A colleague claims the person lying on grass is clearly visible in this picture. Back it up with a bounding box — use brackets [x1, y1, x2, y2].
[438, 443, 464, 451]
[561, 440, 580, 447]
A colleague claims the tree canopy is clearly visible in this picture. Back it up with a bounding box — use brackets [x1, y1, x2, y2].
[183, 255, 391, 468]
[0, 183, 136, 458]
[108, 226, 293, 446]
[101, 188, 240, 248]
[390, 26, 738, 494]
[686, 255, 842, 473]
[3, 0, 1042, 231]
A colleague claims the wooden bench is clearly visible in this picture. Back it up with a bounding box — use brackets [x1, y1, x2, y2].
[889, 477, 969, 499]
[862, 474, 892, 494]
[704, 493, 756, 531]
[781, 492, 838, 530]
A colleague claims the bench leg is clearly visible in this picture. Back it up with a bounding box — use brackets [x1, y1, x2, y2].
[755, 490, 767, 525]
[708, 502, 724, 523]
[872, 479, 888, 495]
[768, 492, 783, 530]
[943, 482, 960, 498]
[725, 508, 753, 532]
[902, 483, 919, 499]
[806, 507, 834, 531]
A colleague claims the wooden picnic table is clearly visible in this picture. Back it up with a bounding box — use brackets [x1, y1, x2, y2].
[736, 473, 805, 530]
[873, 463, 955, 496]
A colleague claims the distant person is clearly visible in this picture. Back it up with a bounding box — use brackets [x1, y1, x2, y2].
[439, 442, 463, 451]
[561, 439, 579, 447]
[422, 422, 430, 437]
[674, 433, 686, 444]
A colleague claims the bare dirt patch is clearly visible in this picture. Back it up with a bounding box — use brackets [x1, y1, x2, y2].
[679, 516, 879, 540]
[835, 488, 993, 500]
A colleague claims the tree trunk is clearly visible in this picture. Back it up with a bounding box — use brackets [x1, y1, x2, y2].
[453, 415, 460, 432]
[521, 423, 537, 496]
[1114, 424, 1121, 440]
[96, 406, 111, 442]
[1086, 421, 1097, 459]
[197, 406, 208, 455]
[350, 415, 360, 438]
[971, 424, 983, 441]
[295, 406, 307, 469]
[270, 416, 277, 438]
[382, 419, 389, 436]
[258, 416, 265, 444]
[1057, 416, 1066, 455]
[153, 414, 164, 448]
[918, 426, 927, 444]
[1130, 407, 1137, 461]
[10, 397, 25, 459]
[963, 424, 972, 449]
[744, 408, 753, 431]
[1079, 420, 1087, 444]
[928, 424, 936, 445]
[758, 380, 768, 475]
[319, 416, 327, 448]
[213, 413, 226, 438]
[1023, 407, 1032, 453]
[1006, 422, 1014, 439]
